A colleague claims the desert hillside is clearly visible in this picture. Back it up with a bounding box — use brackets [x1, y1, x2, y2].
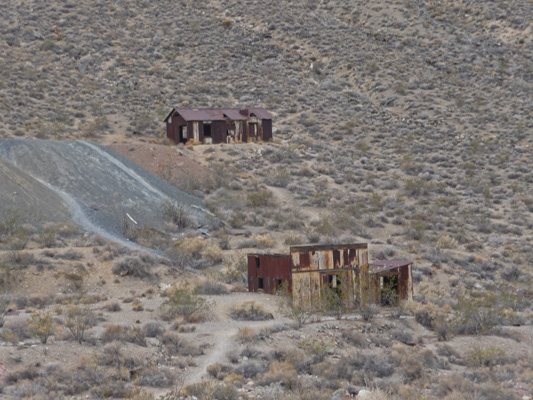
[0, 0, 532, 399]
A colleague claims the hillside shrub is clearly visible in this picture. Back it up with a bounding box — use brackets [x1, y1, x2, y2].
[194, 281, 229, 295]
[161, 201, 191, 229]
[161, 283, 210, 322]
[64, 306, 97, 344]
[112, 255, 152, 279]
[28, 310, 55, 344]
[230, 301, 273, 321]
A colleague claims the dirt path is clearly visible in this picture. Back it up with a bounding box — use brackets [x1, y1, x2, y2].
[179, 292, 291, 385]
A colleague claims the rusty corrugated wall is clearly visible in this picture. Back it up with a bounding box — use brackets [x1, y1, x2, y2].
[247, 254, 291, 294]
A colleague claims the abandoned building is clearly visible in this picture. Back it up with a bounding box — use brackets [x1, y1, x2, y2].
[248, 243, 413, 308]
[369, 260, 413, 303]
[164, 107, 272, 144]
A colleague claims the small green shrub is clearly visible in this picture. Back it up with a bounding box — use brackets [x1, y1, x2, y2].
[161, 283, 210, 322]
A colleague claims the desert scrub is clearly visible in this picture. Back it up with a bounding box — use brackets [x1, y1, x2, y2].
[172, 237, 224, 267]
[64, 305, 97, 344]
[185, 379, 238, 399]
[230, 301, 273, 321]
[237, 326, 257, 343]
[28, 310, 55, 344]
[194, 281, 229, 295]
[223, 251, 248, 285]
[266, 168, 291, 187]
[112, 255, 153, 279]
[258, 361, 298, 389]
[160, 332, 202, 356]
[161, 200, 191, 229]
[246, 188, 275, 208]
[161, 283, 210, 322]
[466, 346, 506, 368]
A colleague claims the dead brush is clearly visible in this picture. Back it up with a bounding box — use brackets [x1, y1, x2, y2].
[230, 301, 273, 321]
[236, 326, 256, 343]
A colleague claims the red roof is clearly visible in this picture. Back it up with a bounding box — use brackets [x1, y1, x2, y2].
[165, 107, 272, 122]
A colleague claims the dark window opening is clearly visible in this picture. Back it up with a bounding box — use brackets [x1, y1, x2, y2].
[327, 274, 342, 298]
[255, 257, 260, 270]
[179, 126, 187, 144]
[204, 124, 212, 137]
[258, 277, 264, 290]
[275, 279, 283, 291]
[381, 275, 399, 306]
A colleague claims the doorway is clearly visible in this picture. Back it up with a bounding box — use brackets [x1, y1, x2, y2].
[380, 275, 399, 306]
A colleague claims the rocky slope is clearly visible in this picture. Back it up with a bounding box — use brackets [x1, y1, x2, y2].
[0, 138, 209, 249]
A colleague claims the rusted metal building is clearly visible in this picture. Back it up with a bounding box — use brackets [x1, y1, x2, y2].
[289, 243, 369, 308]
[248, 244, 413, 308]
[164, 107, 272, 144]
[248, 243, 370, 307]
[247, 253, 291, 294]
[369, 260, 413, 304]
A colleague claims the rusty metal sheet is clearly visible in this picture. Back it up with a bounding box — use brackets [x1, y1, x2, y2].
[369, 260, 412, 274]
[247, 254, 291, 294]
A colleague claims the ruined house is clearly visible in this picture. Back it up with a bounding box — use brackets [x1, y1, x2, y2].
[369, 260, 413, 304]
[164, 107, 272, 144]
[248, 243, 413, 308]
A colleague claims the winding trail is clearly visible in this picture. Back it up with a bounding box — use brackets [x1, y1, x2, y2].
[179, 292, 291, 385]
[35, 178, 161, 255]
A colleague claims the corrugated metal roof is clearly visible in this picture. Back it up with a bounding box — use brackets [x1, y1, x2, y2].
[175, 108, 225, 121]
[222, 109, 249, 121]
[248, 107, 272, 120]
[369, 260, 412, 274]
[170, 107, 272, 122]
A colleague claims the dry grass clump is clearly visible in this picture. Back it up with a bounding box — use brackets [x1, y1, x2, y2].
[160, 332, 203, 357]
[194, 280, 230, 295]
[230, 301, 274, 321]
[236, 326, 257, 343]
[238, 233, 274, 249]
[170, 237, 224, 268]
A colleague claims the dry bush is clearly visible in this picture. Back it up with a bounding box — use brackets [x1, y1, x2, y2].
[28, 310, 55, 344]
[174, 237, 223, 267]
[230, 301, 273, 321]
[161, 201, 192, 229]
[161, 332, 202, 357]
[105, 301, 122, 312]
[391, 347, 424, 381]
[185, 379, 239, 399]
[258, 361, 298, 389]
[233, 361, 266, 379]
[330, 352, 393, 382]
[64, 305, 97, 344]
[98, 341, 138, 369]
[341, 330, 367, 348]
[236, 326, 256, 343]
[194, 280, 229, 295]
[246, 233, 274, 249]
[143, 321, 164, 338]
[207, 363, 233, 380]
[161, 283, 210, 322]
[101, 324, 127, 343]
[139, 367, 177, 388]
[466, 346, 507, 368]
[112, 255, 153, 279]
